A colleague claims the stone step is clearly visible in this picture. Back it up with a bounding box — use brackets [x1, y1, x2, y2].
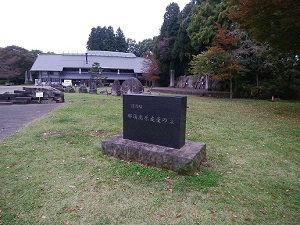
[11, 99, 29, 104]
[15, 97, 32, 100]
[0, 101, 13, 105]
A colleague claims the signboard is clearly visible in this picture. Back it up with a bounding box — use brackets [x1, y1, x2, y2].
[36, 92, 43, 98]
[123, 94, 187, 149]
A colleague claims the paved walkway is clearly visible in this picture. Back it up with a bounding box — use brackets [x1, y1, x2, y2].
[0, 103, 61, 140]
[0, 85, 61, 140]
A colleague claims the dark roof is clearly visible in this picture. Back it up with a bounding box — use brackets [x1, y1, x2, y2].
[31, 51, 145, 73]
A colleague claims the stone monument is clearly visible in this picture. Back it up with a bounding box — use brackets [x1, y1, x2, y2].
[79, 85, 88, 93]
[123, 94, 186, 148]
[101, 94, 206, 175]
[89, 82, 97, 94]
[170, 70, 175, 87]
[111, 80, 121, 96]
[121, 77, 144, 95]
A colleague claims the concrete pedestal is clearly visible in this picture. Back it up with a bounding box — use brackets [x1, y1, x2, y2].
[101, 133, 206, 175]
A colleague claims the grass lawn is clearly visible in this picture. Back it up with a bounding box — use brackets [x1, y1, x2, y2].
[1, 91, 299, 224]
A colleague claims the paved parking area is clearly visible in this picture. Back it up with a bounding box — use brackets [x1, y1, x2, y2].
[0, 104, 61, 140]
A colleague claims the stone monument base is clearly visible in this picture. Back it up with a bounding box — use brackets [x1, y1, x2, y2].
[101, 133, 206, 175]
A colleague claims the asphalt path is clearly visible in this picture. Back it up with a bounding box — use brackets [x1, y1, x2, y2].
[0, 86, 61, 140]
[0, 104, 62, 140]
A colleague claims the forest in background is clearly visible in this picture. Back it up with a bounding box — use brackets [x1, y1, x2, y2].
[1, 0, 299, 99]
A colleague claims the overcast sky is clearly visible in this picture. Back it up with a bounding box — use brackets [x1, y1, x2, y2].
[1, 0, 191, 53]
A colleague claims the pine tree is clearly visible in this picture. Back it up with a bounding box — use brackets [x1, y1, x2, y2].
[115, 28, 128, 52]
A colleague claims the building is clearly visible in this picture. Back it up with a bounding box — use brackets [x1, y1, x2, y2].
[30, 50, 146, 86]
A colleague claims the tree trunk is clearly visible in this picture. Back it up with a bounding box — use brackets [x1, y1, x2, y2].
[230, 78, 233, 98]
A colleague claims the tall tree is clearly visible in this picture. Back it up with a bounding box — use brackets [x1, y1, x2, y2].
[104, 26, 116, 51]
[187, 0, 230, 51]
[229, 0, 300, 54]
[87, 26, 105, 50]
[115, 27, 128, 52]
[156, 2, 180, 86]
[87, 26, 117, 51]
[171, 1, 196, 75]
[160, 2, 180, 37]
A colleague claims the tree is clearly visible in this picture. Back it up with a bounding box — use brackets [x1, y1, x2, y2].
[87, 26, 116, 51]
[0, 46, 35, 83]
[104, 26, 116, 51]
[160, 2, 180, 38]
[126, 38, 137, 54]
[142, 50, 160, 87]
[115, 28, 128, 52]
[229, 0, 300, 54]
[87, 26, 106, 50]
[136, 38, 156, 57]
[155, 2, 181, 85]
[89, 62, 103, 83]
[187, 0, 230, 51]
[230, 29, 271, 97]
[190, 23, 245, 98]
[30, 49, 43, 57]
[171, 1, 197, 75]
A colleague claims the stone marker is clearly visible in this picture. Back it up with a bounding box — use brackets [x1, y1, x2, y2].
[101, 94, 207, 175]
[79, 85, 88, 93]
[121, 77, 144, 95]
[123, 94, 187, 149]
[89, 82, 97, 94]
[65, 86, 75, 93]
[111, 80, 121, 96]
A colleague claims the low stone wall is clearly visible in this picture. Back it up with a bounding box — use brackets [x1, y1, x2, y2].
[150, 87, 231, 98]
[0, 87, 64, 104]
[101, 133, 206, 175]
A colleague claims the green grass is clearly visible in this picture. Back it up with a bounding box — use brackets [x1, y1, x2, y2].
[1, 91, 299, 224]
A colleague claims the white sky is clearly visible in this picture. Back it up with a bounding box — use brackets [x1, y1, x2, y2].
[1, 0, 191, 54]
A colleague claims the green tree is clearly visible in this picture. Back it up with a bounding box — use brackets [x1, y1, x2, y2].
[187, 0, 230, 51]
[229, 0, 300, 54]
[88, 62, 104, 87]
[259, 53, 300, 99]
[30, 49, 43, 57]
[171, 1, 196, 76]
[104, 26, 116, 51]
[160, 2, 180, 37]
[87, 26, 106, 50]
[89, 62, 102, 79]
[87, 26, 116, 51]
[115, 27, 128, 52]
[126, 38, 137, 54]
[135, 38, 156, 57]
[156, 2, 180, 86]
